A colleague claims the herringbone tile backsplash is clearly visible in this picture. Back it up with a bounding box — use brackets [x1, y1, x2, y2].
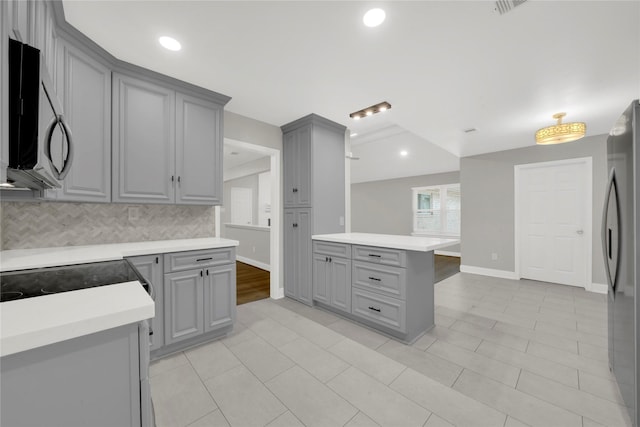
[0, 202, 215, 250]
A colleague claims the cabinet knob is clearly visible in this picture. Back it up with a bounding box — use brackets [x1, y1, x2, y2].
[293, 223, 298, 228]
[292, 188, 298, 193]
[171, 175, 175, 183]
[200, 270, 203, 277]
[177, 176, 181, 184]
[155, 257, 159, 264]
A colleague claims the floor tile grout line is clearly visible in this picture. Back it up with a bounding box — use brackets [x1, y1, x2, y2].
[183, 350, 232, 427]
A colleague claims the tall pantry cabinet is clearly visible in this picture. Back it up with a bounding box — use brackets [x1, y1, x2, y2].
[281, 114, 346, 305]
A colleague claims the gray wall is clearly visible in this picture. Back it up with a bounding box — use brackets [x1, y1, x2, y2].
[224, 224, 270, 268]
[460, 134, 607, 284]
[224, 111, 282, 151]
[351, 171, 461, 252]
[1, 202, 214, 249]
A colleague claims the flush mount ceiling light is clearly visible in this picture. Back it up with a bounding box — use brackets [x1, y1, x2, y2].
[350, 101, 391, 120]
[535, 112, 586, 145]
[159, 36, 181, 51]
[363, 8, 386, 27]
[400, 150, 408, 156]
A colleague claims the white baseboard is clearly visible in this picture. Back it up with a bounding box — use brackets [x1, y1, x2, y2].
[435, 250, 461, 257]
[271, 288, 285, 299]
[236, 256, 270, 272]
[460, 265, 518, 280]
[587, 282, 608, 294]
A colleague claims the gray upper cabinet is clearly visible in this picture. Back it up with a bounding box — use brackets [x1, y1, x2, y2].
[283, 125, 311, 208]
[175, 93, 223, 205]
[7, 0, 31, 44]
[113, 72, 229, 206]
[112, 72, 176, 204]
[45, 38, 111, 202]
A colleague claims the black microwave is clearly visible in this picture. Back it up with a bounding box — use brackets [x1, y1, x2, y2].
[8, 38, 73, 190]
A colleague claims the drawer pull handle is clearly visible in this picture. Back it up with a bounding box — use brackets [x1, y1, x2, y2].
[197, 257, 213, 262]
[368, 277, 381, 282]
[368, 254, 381, 258]
[368, 306, 381, 312]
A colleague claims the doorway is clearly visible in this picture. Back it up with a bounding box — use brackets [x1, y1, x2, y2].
[216, 138, 282, 301]
[515, 157, 592, 288]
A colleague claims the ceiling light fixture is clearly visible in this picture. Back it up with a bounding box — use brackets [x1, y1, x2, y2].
[363, 8, 386, 27]
[400, 150, 408, 157]
[159, 36, 181, 51]
[349, 101, 391, 120]
[350, 132, 358, 137]
[535, 112, 586, 145]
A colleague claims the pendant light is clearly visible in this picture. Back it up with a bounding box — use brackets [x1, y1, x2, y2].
[535, 112, 586, 145]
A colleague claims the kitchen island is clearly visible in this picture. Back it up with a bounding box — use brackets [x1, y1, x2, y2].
[311, 233, 458, 343]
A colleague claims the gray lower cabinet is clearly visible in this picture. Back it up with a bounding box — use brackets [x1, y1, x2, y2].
[284, 208, 312, 304]
[312, 242, 435, 343]
[127, 254, 164, 352]
[163, 248, 236, 348]
[1, 322, 148, 427]
[45, 37, 112, 202]
[164, 269, 204, 345]
[312, 242, 351, 313]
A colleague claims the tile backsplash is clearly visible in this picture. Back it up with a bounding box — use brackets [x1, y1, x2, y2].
[0, 202, 215, 250]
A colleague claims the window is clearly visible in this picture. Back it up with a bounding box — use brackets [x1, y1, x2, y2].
[412, 184, 460, 236]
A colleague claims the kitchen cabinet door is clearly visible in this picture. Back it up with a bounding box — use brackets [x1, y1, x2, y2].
[329, 256, 351, 313]
[7, 0, 31, 44]
[283, 126, 312, 208]
[128, 254, 164, 352]
[203, 264, 236, 333]
[164, 270, 204, 345]
[284, 208, 312, 304]
[175, 93, 222, 205]
[112, 73, 176, 204]
[312, 254, 330, 305]
[46, 39, 111, 202]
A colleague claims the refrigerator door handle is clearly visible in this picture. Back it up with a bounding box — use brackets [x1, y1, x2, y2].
[602, 168, 621, 293]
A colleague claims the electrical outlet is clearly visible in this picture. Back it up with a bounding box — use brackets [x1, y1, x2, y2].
[128, 206, 139, 222]
[491, 252, 498, 261]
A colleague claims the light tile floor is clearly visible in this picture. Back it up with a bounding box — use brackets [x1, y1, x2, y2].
[150, 273, 631, 427]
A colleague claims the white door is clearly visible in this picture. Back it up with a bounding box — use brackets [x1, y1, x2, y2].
[517, 158, 591, 287]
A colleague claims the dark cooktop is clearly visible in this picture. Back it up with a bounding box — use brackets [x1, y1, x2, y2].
[1, 260, 145, 302]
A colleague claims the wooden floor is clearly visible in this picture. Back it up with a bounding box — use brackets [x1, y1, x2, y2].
[434, 254, 460, 283]
[236, 261, 270, 305]
[236, 255, 460, 305]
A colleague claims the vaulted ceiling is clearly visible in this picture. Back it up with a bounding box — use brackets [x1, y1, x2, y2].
[63, 1, 639, 183]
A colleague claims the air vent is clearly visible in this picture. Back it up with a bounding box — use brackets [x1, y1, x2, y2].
[495, 0, 527, 15]
[464, 128, 477, 133]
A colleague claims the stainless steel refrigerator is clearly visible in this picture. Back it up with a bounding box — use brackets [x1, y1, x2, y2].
[604, 99, 639, 426]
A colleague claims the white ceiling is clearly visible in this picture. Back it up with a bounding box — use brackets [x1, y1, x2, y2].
[223, 143, 267, 173]
[63, 0, 640, 182]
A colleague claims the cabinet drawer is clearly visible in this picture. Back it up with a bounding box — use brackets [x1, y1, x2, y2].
[164, 248, 234, 273]
[313, 241, 351, 258]
[352, 288, 406, 333]
[352, 246, 406, 267]
[352, 261, 406, 300]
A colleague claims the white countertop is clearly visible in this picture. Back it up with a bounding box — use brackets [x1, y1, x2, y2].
[0, 238, 238, 357]
[1, 281, 154, 357]
[0, 237, 239, 272]
[312, 233, 459, 252]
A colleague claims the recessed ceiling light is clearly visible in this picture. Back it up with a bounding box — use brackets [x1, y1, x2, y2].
[363, 8, 386, 27]
[159, 36, 181, 51]
[400, 150, 408, 156]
